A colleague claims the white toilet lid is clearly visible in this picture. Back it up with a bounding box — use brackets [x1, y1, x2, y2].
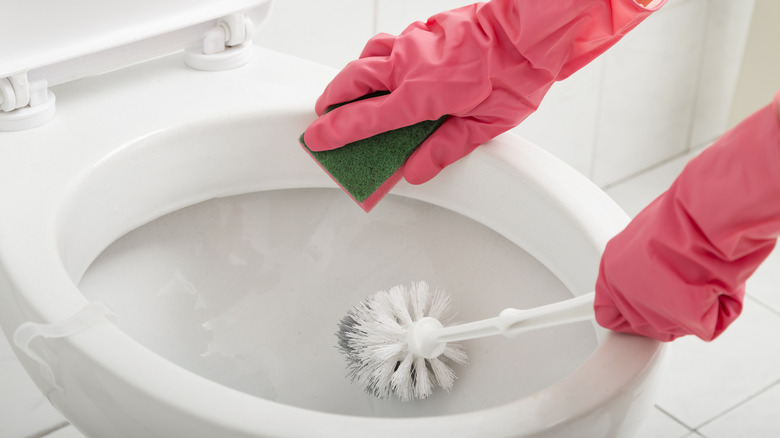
[0, 0, 271, 87]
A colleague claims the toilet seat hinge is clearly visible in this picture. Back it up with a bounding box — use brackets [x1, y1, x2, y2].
[0, 73, 56, 132]
[13, 302, 117, 391]
[0, 73, 51, 112]
[184, 13, 255, 72]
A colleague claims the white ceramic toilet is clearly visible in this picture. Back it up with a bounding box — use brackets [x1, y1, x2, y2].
[0, 0, 665, 437]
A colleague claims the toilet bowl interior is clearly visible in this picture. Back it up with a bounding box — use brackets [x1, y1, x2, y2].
[53, 108, 630, 421]
[77, 187, 597, 417]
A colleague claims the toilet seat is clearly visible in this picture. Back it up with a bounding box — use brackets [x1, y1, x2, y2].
[0, 2, 665, 436]
[0, 0, 272, 131]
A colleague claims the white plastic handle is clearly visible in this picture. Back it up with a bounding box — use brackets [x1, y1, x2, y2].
[407, 292, 595, 358]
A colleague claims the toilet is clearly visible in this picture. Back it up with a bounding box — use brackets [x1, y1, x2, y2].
[0, 0, 665, 437]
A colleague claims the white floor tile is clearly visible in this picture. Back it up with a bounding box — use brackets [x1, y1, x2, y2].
[634, 406, 692, 438]
[0, 333, 66, 438]
[698, 381, 780, 438]
[654, 296, 780, 429]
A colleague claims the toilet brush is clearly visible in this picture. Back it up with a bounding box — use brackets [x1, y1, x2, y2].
[336, 281, 595, 401]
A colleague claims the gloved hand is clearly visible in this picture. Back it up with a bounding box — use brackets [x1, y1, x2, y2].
[595, 92, 780, 342]
[303, 0, 665, 184]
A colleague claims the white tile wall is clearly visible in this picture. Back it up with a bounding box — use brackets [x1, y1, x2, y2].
[592, 0, 708, 186]
[690, 0, 756, 147]
[254, 0, 375, 69]
[604, 145, 702, 217]
[375, 0, 475, 34]
[513, 59, 605, 179]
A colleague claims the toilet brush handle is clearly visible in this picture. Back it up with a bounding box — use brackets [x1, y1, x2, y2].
[499, 292, 595, 337]
[434, 292, 596, 343]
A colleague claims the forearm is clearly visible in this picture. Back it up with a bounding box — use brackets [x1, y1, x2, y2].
[478, 0, 666, 82]
[595, 93, 780, 341]
[305, 0, 669, 186]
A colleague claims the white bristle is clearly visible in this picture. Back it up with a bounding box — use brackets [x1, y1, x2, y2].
[336, 281, 468, 401]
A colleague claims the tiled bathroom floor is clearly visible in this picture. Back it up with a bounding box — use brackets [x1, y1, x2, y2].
[4, 145, 780, 437]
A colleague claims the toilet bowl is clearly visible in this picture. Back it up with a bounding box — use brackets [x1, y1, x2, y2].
[0, 1, 665, 437]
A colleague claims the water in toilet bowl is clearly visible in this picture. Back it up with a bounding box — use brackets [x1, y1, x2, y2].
[78, 187, 597, 418]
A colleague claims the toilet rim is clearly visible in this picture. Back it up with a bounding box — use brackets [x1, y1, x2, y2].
[0, 107, 664, 436]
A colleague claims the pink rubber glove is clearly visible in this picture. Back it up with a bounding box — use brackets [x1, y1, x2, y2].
[303, 0, 665, 184]
[595, 92, 780, 342]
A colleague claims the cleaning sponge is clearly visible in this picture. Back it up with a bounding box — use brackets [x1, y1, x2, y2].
[299, 94, 447, 212]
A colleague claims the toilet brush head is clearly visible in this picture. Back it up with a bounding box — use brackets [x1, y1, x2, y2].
[299, 92, 447, 212]
[336, 281, 468, 401]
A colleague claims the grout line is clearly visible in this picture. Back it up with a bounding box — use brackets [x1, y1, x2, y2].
[600, 148, 691, 190]
[372, 0, 380, 35]
[690, 378, 780, 431]
[660, 0, 699, 12]
[26, 421, 70, 438]
[599, 135, 717, 190]
[689, 135, 720, 151]
[682, 0, 712, 154]
[746, 294, 780, 319]
[587, 60, 608, 182]
[654, 404, 697, 435]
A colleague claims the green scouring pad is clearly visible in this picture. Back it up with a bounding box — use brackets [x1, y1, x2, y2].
[299, 93, 447, 212]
